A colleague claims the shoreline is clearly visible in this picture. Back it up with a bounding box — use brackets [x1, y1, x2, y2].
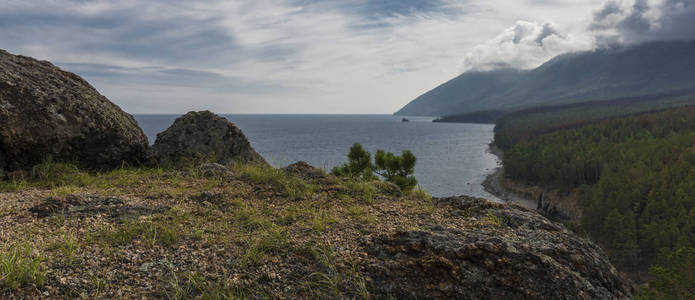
[482, 142, 537, 210]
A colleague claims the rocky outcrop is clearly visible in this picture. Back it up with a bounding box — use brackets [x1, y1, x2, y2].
[152, 111, 265, 166]
[0, 49, 148, 175]
[365, 196, 631, 299]
[29, 194, 168, 219]
[283, 161, 325, 180]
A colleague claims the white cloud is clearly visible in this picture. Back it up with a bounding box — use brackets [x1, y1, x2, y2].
[460, 21, 594, 71]
[458, 0, 694, 72]
[0, 0, 693, 113]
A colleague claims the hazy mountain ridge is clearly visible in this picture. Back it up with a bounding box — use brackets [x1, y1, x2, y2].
[396, 40, 695, 116]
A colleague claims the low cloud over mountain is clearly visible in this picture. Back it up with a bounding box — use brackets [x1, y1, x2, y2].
[461, 0, 695, 72]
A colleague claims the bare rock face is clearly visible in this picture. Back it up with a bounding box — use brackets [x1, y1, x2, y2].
[0, 49, 148, 175]
[365, 196, 632, 299]
[152, 111, 265, 166]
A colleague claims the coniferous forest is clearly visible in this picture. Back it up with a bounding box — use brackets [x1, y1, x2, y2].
[499, 106, 695, 297]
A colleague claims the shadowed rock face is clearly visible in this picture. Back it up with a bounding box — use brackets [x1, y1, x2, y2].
[152, 111, 265, 166]
[365, 196, 632, 299]
[0, 49, 148, 175]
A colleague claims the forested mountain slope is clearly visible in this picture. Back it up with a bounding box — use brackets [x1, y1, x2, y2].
[500, 106, 695, 297]
[396, 40, 695, 117]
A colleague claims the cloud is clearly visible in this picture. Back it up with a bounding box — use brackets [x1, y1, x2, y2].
[459, 0, 695, 72]
[2, 0, 692, 113]
[589, 0, 695, 46]
[56, 62, 288, 94]
[0, 0, 501, 113]
[460, 21, 594, 71]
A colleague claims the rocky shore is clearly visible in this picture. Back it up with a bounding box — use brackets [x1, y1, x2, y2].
[482, 143, 536, 210]
[0, 49, 631, 298]
[483, 143, 581, 223]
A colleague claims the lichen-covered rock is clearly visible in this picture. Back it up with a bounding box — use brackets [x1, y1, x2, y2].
[198, 162, 229, 177]
[283, 161, 325, 180]
[152, 111, 265, 166]
[364, 196, 632, 299]
[0, 49, 148, 174]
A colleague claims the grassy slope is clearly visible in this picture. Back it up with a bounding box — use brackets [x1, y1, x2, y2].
[0, 162, 444, 298]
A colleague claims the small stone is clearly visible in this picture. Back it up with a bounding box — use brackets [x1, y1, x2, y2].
[198, 162, 228, 176]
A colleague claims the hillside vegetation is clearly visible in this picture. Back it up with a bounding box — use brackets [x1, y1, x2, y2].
[499, 106, 695, 297]
[493, 93, 695, 149]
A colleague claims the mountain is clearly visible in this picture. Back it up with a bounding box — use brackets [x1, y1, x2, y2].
[395, 40, 695, 116]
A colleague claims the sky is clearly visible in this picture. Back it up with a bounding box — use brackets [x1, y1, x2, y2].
[1, 0, 694, 114]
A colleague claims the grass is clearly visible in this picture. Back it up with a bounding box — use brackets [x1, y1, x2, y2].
[411, 186, 432, 202]
[48, 230, 79, 266]
[89, 270, 109, 297]
[49, 185, 82, 197]
[243, 226, 288, 266]
[0, 243, 46, 291]
[304, 247, 370, 299]
[343, 180, 377, 204]
[0, 179, 28, 192]
[347, 205, 376, 225]
[310, 211, 338, 233]
[31, 162, 93, 187]
[94, 210, 187, 248]
[234, 202, 272, 231]
[232, 163, 316, 199]
[0, 161, 198, 199]
[0, 159, 447, 298]
[411, 186, 434, 214]
[484, 211, 503, 228]
[167, 272, 247, 300]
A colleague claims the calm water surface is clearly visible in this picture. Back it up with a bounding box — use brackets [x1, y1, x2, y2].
[134, 114, 500, 200]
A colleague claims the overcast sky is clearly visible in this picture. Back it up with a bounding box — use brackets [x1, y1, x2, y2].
[1, 0, 693, 113]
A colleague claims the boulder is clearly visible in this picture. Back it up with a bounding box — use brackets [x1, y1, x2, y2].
[0, 49, 148, 175]
[283, 161, 325, 180]
[364, 196, 632, 299]
[152, 111, 265, 166]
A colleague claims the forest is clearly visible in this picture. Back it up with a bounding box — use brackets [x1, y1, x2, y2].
[491, 91, 695, 149]
[499, 106, 695, 297]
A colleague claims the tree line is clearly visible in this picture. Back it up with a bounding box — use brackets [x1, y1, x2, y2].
[500, 106, 695, 298]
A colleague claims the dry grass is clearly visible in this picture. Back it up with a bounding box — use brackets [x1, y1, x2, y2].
[0, 161, 484, 298]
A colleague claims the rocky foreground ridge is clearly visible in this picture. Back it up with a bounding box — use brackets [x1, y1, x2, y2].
[0, 163, 632, 299]
[0, 50, 632, 298]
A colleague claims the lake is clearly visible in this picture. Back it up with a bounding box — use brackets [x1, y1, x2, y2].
[134, 114, 500, 200]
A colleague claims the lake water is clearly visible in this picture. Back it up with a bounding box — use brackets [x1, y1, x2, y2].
[134, 114, 500, 199]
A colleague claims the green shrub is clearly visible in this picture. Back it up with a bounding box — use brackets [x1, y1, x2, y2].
[333, 143, 419, 192]
[331, 143, 375, 180]
[373, 149, 417, 192]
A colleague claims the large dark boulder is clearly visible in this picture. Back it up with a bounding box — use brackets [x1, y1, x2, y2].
[365, 196, 632, 299]
[0, 49, 148, 175]
[152, 111, 265, 166]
